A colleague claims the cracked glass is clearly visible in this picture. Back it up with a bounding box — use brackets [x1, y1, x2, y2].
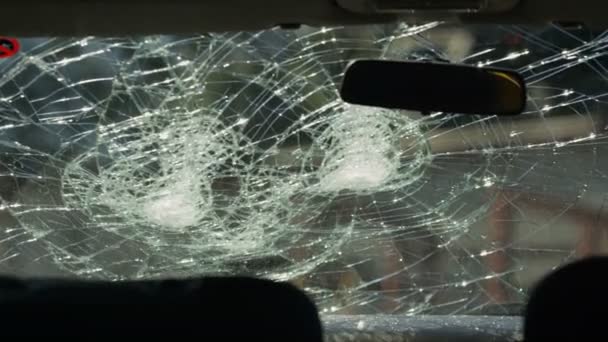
[0, 22, 606, 316]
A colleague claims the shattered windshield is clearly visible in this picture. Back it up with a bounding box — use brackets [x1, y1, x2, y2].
[0, 22, 606, 316]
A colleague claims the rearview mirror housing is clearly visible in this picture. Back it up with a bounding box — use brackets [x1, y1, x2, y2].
[340, 59, 527, 116]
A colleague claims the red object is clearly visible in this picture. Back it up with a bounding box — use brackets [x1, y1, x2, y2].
[504, 34, 523, 46]
[0, 37, 20, 58]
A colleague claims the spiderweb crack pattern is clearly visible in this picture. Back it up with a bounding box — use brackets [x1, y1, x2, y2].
[0, 23, 605, 315]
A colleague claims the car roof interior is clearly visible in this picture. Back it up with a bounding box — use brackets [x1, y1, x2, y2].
[2, 0, 608, 36]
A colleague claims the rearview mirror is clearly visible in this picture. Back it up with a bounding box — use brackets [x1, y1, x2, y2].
[340, 60, 527, 116]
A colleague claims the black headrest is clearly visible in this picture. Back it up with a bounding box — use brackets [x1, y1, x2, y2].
[0, 276, 323, 340]
[525, 257, 608, 340]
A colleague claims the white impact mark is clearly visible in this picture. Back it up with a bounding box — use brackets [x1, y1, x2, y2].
[139, 171, 204, 230]
[319, 105, 400, 191]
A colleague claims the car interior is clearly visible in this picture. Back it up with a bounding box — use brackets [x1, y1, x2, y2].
[0, 0, 607, 340]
